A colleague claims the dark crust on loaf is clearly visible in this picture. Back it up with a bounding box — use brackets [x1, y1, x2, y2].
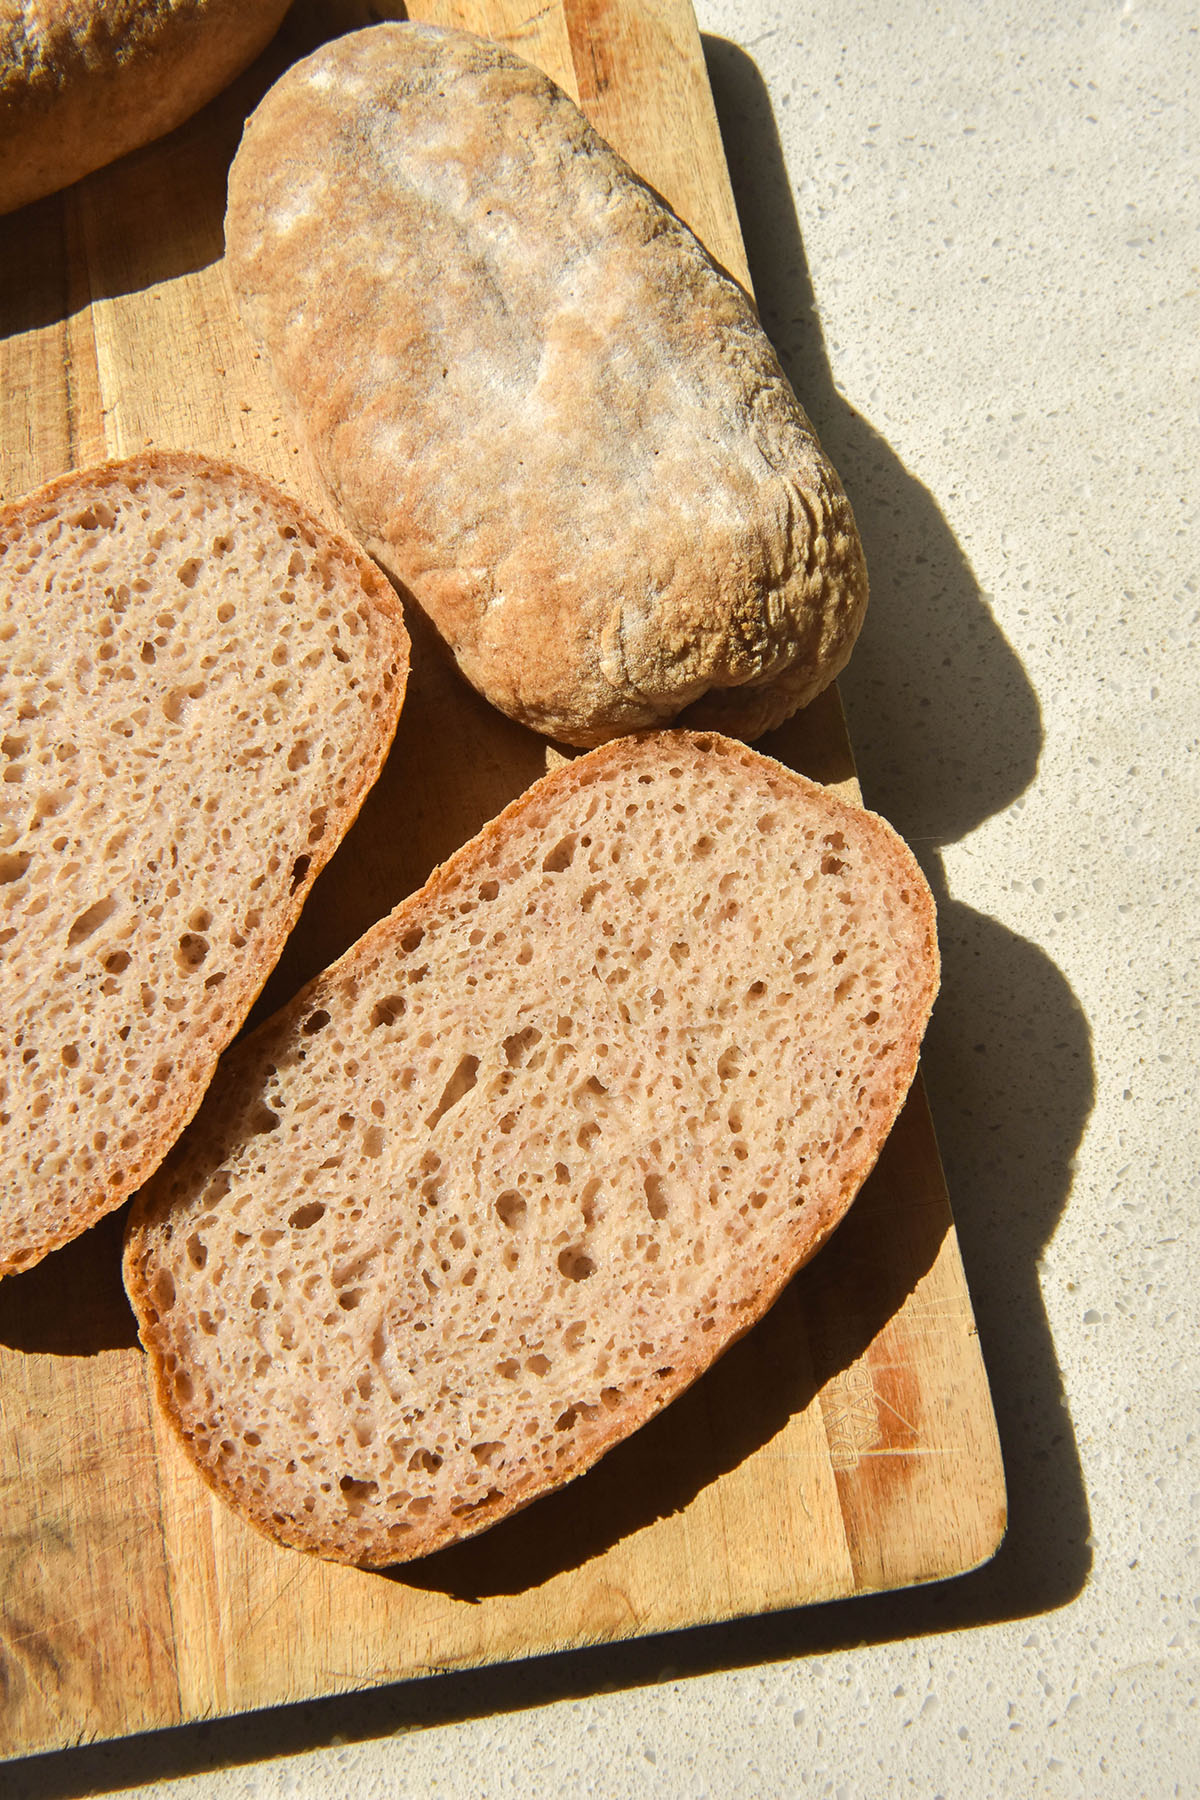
[0, 0, 292, 215]
[224, 23, 869, 747]
[124, 731, 937, 1568]
[0, 449, 410, 1273]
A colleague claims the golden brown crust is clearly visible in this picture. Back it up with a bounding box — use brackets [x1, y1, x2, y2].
[225, 23, 868, 748]
[0, 0, 292, 214]
[124, 731, 936, 1567]
[0, 450, 409, 1273]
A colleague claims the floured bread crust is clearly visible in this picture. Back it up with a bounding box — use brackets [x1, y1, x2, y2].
[0, 0, 292, 215]
[0, 451, 410, 1274]
[224, 23, 869, 747]
[124, 731, 937, 1567]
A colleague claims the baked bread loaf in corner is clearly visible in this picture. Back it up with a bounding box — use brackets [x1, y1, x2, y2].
[124, 730, 937, 1568]
[0, 451, 410, 1274]
[0, 0, 292, 216]
[224, 22, 869, 748]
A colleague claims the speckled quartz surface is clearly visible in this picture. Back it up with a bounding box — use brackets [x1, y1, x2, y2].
[11, 1, 1197, 1795]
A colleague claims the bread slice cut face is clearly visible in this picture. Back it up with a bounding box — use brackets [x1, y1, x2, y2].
[0, 453, 410, 1273]
[124, 731, 938, 1568]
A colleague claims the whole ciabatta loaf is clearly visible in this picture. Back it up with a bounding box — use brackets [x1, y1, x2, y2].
[0, 0, 292, 215]
[124, 731, 937, 1568]
[224, 23, 868, 748]
[0, 452, 410, 1274]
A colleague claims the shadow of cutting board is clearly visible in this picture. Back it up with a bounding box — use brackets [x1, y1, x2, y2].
[0, 0, 1005, 1759]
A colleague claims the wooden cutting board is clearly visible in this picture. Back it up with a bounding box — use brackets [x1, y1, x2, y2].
[0, 0, 1005, 1760]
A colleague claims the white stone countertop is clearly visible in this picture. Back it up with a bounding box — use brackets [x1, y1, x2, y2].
[10, 0, 1197, 1795]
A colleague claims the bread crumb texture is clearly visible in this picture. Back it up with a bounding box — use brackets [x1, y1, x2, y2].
[0, 453, 409, 1273]
[225, 23, 869, 746]
[125, 732, 937, 1567]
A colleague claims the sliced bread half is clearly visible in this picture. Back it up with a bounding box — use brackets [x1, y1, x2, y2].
[124, 730, 937, 1567]
[0, 452, 410, 1273]
[224, 23, 868, 747]
[0, 0, 292, 215]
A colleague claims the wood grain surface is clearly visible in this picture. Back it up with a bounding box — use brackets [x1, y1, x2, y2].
[0, 0, 1005, 1758]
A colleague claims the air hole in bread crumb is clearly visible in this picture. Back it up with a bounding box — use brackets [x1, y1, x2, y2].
[186, 1235, 207, 1270]
[0, 851, 31, 884]
[288, 1201, 325, 1229]
[369, 994, 405, 1028]
[426, 1054, 479, 1130]
[558, 1246, 595, 1282]
[162, 682, 204, 723]
[472, 1442, 504, 1467]
[289, 854, 311, 893]
[542, 834, 577, 873]
[496, 1191, 525, 1228]
[339, 1475, 379, 1512]
[526, 1353, 551, 1376]
[502, 1026, 541, 1066]
[67, 896, 117, 945]
[175, 933, 208, 972]
[400, 926, 425, 952]
[644, 1174, 668, 1220]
